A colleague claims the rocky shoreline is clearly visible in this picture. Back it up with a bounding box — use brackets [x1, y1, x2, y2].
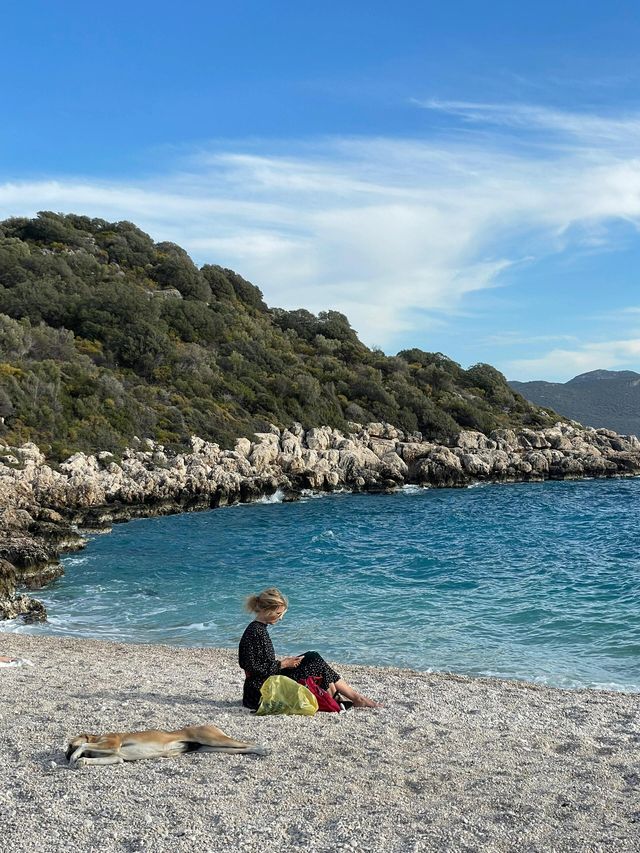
[1, 420, 639, 621]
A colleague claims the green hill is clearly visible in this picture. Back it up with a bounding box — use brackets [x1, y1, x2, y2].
[509, 371, 640, 437]
[0, 211, 554, 459]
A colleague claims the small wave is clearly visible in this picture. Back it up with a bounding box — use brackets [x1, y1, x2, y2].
[481, 668, 640, 694]
[528, 673, 640, 694]
[63, 556, 91, 566]
[299, 488, 352, 501]
[311, 530, 336, 543]
[257, 489, 285, 504]
[402, 484, 429, 494]
[140, 620, 213, 634]
[300, 489, 327, 499]
[134, 587, 160, 598]
[0, 618, 28, 635]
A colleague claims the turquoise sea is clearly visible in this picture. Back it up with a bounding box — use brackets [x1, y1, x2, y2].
[4, 478, 640, 692]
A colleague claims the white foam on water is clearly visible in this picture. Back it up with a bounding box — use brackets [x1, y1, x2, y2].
[63, 556, 91, 566]
[144, 620, 213, 634]
[526, 673, 640, 693]
[257, 489, 285, 504]
[0, 618, 32, 635]
[299, 489, 328, 500]
[291, 487, 355, 503]
[311, 530, 336, 543]
[481, 668, 640, 694]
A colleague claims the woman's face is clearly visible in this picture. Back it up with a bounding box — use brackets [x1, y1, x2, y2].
[260, 605, 287, 624]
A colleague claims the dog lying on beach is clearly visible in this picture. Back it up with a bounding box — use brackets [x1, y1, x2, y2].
[66, 724, 268, 768]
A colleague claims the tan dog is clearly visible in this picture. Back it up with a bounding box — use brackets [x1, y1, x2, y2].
[66, 724, 268, 768]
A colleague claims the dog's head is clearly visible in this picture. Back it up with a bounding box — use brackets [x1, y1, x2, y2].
[65, 734, 96, 763]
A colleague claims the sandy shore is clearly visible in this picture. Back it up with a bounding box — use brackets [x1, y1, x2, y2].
[0, 634, 638, 852]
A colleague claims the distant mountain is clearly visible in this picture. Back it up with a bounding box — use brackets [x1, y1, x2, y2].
[509, 370, 640, 436]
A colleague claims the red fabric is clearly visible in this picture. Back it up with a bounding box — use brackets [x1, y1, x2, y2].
[301, 676, 342, 712]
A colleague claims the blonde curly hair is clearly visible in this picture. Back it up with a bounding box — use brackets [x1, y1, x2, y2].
[245, 587, 288, 614]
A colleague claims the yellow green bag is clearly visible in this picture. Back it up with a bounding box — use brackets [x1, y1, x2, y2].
[255, 675, 318, 716]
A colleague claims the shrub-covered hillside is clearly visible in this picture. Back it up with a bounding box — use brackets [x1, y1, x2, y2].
[0, 212, 554, 459]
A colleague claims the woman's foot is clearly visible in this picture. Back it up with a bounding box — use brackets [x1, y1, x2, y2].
[332, 679, 382, 708]
[351, 693, 382, 708]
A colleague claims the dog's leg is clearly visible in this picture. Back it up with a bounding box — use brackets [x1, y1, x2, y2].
[68, 744, 88, 765]
[196, 744, 269, 756]
[75, 755, 124, 768]
[182, 725, 268, 756]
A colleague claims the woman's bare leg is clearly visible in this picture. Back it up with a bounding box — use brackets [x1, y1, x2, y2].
[332, 678, 382, 708]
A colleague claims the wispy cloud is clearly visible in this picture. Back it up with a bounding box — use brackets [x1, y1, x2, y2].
[483, 332, 579, 346]
[3, 101, 640, 351]
[416, 99, 640, 149]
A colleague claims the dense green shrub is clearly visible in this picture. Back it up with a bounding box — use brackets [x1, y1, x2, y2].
[0, 213, 553, 458]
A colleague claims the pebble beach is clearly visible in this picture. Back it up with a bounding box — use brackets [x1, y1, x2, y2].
[0, 635, 638, 852]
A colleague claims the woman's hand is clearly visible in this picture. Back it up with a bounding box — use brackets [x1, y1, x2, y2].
[280, 655, 304, 669]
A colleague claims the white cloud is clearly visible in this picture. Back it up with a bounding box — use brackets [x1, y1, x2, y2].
[507, 338, 640, 381]
[3, 103, 640, 348]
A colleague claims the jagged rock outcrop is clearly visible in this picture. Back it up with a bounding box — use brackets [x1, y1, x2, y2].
[1, 420, 639, 620]
[0, 558, 47, 622]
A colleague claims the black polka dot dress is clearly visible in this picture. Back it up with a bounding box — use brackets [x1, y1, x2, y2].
[238, 620, 340, 710]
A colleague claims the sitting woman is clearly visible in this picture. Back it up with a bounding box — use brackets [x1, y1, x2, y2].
[238, 587, 380, 710]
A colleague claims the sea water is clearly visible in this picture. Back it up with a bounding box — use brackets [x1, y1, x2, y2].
[4, 478, 640, 692]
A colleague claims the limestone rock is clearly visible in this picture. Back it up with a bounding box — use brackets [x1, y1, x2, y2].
[280, 430, 302, 456]
[249, 434, 280, 470]
[0, 558, 48, 622]
[524, 451, 550, 476]
[0, 559, 16, 598]
[413, 447, 466, 487]
[305, 427, 332, 451]
[369, 438, 397, 458]
[0, 509, 35, 531]
[400, 442, 434, 464]
[458, 451, 493, 478]
[379, 451, 409, 481]
[234, 438, 252, 458]
[0, 592, 47, 622]
[456, 431, 497, 451]
[518, 429, 550, 450]
[489, 428, 518, 448]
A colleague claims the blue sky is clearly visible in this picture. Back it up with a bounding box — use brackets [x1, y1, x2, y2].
[2, 1, 640, 381]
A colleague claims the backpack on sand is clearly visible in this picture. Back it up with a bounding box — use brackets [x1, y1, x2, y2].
[301, 676, 344, 712]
